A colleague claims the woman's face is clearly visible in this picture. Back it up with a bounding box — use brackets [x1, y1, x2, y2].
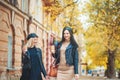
[32, 37, 38, 46]
[64, 30, 71, 41]
[26, 37, 38, 48]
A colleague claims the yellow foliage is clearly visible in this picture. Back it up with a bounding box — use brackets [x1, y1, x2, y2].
[82, 0, 120, 70]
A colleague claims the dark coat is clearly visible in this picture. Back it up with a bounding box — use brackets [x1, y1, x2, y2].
[20, 47, 46, 80]
[53, 43, 79, 74]
[20, 51, 31, 80]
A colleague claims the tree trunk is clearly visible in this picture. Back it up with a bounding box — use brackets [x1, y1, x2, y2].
[107, 49, 116, 78]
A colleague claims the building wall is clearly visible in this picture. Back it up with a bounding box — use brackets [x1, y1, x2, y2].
[0, 0, 54, 79]
[0, 4, 11, 71]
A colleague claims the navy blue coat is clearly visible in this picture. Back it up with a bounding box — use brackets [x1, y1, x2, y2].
[20, 47, 46, 80]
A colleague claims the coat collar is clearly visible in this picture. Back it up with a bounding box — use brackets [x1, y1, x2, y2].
[59, 42, 73, 50]
[66, 44, 73, 49]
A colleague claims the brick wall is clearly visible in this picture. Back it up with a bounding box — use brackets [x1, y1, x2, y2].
[0, 1, 53, 80]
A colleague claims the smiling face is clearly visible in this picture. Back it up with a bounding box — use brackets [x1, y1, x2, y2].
[26, 37, 38, 48]
[63, 30, 71, 42]
[33, 37, 38, 45]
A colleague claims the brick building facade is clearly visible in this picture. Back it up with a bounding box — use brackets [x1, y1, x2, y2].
[0, 0, 55, 79]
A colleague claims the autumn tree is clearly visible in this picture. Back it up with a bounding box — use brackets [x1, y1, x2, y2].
[83, 0, 120, 78]
[43, 0, 82, 35]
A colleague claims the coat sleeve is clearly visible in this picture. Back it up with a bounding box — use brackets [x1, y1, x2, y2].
[22, 51, 30, 65]
[38, 48, 47, 77]
[74, 48, 79, 74]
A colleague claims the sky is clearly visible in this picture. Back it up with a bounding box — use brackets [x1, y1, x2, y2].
[78, 0, 90, 30]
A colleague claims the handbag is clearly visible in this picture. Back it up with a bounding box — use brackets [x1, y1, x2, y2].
[49, 43, 59, 77]
[49, 60, 58, 77]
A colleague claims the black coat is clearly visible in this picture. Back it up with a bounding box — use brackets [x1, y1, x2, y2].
[20, 51, 31, 80]
[20, 47, 46, 80]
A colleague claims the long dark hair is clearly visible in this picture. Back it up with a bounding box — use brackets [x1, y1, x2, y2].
[60, 26, 78, 48]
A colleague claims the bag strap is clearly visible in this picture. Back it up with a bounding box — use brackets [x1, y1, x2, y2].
[52, 59, 56, 64]
[52, 54, 59, 66]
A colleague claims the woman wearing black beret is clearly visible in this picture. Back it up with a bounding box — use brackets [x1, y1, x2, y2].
[20, 33, 48, 80]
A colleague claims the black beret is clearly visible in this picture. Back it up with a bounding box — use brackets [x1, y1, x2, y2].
[27, 33, 38, 40]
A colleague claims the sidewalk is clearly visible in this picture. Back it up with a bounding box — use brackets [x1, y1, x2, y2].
[79, 76, 120, 80]
[49, 76, 104, 80]
[79, 76, 105, 80]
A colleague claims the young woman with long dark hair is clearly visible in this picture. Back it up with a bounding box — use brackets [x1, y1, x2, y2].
[51, 26, 79, 80]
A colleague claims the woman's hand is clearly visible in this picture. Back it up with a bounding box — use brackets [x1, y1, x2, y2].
[22, 45, 27, 53]
[45, 76, 49, 80]
[43, 75, 49, 80]
[50, 45, 55, 54]
[75, 74, 79, 80]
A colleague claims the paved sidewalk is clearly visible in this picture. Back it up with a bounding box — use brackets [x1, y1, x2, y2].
[49, 76, 120, 80]
[79, 76, 105, 80]
[79, 76, 120, 80]
[49, 76, 104, 80]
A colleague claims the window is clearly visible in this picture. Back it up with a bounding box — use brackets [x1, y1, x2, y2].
[9, 0, 18, 7]
[22, 0, 29, 14]
[35, 0, 43, 23]
[7, 36, 13, 69]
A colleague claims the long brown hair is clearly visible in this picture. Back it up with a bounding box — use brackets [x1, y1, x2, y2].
[61, 26, 78, 48]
